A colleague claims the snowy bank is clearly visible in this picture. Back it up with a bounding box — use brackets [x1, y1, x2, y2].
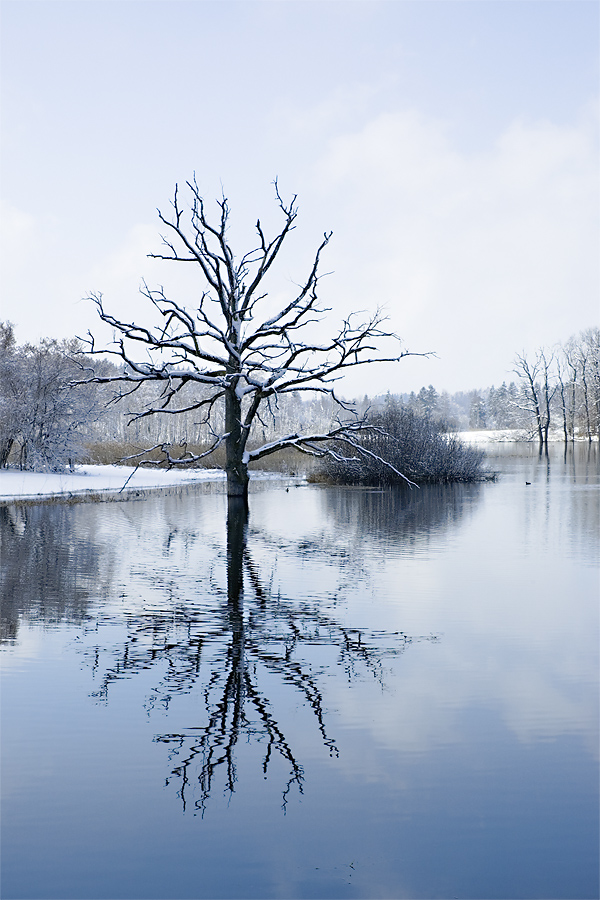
[0, 464, 229, 503]
[458, 429, 529, 444]
[458, 429, 597, 444]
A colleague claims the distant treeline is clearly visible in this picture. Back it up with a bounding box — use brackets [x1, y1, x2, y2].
[395, 326, 599, 445]
[1, 323, 598, 473]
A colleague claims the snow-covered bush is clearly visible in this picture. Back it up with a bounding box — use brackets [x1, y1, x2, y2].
[318, 399, 489, 485]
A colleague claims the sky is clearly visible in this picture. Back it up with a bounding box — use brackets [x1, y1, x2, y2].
[1, 0, 598, 397]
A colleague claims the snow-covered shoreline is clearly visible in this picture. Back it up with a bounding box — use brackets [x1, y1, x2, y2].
[1, 431, 593, 502]
[0, 464, 230, 504]
[457, 429, 596, 444]
[458, 429, 529, 443]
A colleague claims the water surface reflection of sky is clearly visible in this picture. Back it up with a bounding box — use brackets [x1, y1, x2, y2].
[1, 445, 598, 899]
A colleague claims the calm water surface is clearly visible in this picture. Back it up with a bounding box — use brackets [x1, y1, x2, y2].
[1, 445, 598, 899]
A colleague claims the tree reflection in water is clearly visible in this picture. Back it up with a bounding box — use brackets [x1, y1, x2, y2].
[0, 503, 112, 643]
[321, 481, 483, 548]
[83, 494, 437, 815]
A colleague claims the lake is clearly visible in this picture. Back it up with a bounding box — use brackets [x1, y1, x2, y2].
[1, 444, 598, 899]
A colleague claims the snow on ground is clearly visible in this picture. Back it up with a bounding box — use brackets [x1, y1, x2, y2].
[458, 429, 529, 444]
[0, 464, 227, 502]
[458, 429, 593, 444]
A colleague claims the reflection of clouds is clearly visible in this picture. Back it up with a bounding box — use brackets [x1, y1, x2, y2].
[72, 468, 596, 769]
[0, 624, 48, 668]
[248, 448, 598, 777]
[495, 664, 597, 749]
[4, 443, 596, 803]
[329, 634, 598, 770]
[246, 483, 483, 628]
[315, 451, 598, 762]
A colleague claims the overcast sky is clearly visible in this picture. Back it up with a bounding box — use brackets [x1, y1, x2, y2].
[1, 0, 598, 397]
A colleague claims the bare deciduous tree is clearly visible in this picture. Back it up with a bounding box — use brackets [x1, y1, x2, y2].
[576, 327, 600, 441]
[84, 180, 423, 503]
[513, 349, 556, 449]
[0, 325, 98, 470]
[0, 322, 19, 467]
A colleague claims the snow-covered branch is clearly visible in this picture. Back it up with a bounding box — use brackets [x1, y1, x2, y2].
[246, 421, 419, 487]
[83, 181, 426, 500]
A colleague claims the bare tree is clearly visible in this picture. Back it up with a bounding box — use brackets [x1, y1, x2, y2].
[513, 349, 556, 449]
[560, 338, 580, 442]
[0, 326, 99, 470]
[0, 322, 20, 467]
[576, 327, 600, 441]
[84, 180, 423, 503]
[555, 355, 571, 444]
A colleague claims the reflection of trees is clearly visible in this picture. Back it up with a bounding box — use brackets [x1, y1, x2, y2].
[0, 503, 111, 643]
[84, 495, 437, 814]
[321, 481, 482, 548]
[569, 444, 600, 559]
[527, 444, 600, 562]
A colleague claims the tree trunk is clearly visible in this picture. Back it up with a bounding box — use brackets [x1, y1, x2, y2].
[226, 495, 247, 735]
[225, 385, 249, 503]
[581, 362, 592, 442]
[0, 437, 14, 468]
[534, 405, 544, 448]
[227, 496, 248, 604]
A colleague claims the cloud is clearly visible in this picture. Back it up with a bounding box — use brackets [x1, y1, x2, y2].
[88, 223, 159, 291]
[0, 202, 37, 261]
[0, 203, 66, 340]
[309, 102, 599, 393]
[0, 208, 160, 345]
[2, 100, 596, 395]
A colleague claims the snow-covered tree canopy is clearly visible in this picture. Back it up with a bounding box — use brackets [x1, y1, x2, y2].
[84, 180, 424, 500]
[0, 324, 99, 471]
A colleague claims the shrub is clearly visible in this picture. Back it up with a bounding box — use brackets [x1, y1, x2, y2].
[317, 400, 490, 485]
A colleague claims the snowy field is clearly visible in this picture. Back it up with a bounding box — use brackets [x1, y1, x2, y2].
[0, 464, 228, 502]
